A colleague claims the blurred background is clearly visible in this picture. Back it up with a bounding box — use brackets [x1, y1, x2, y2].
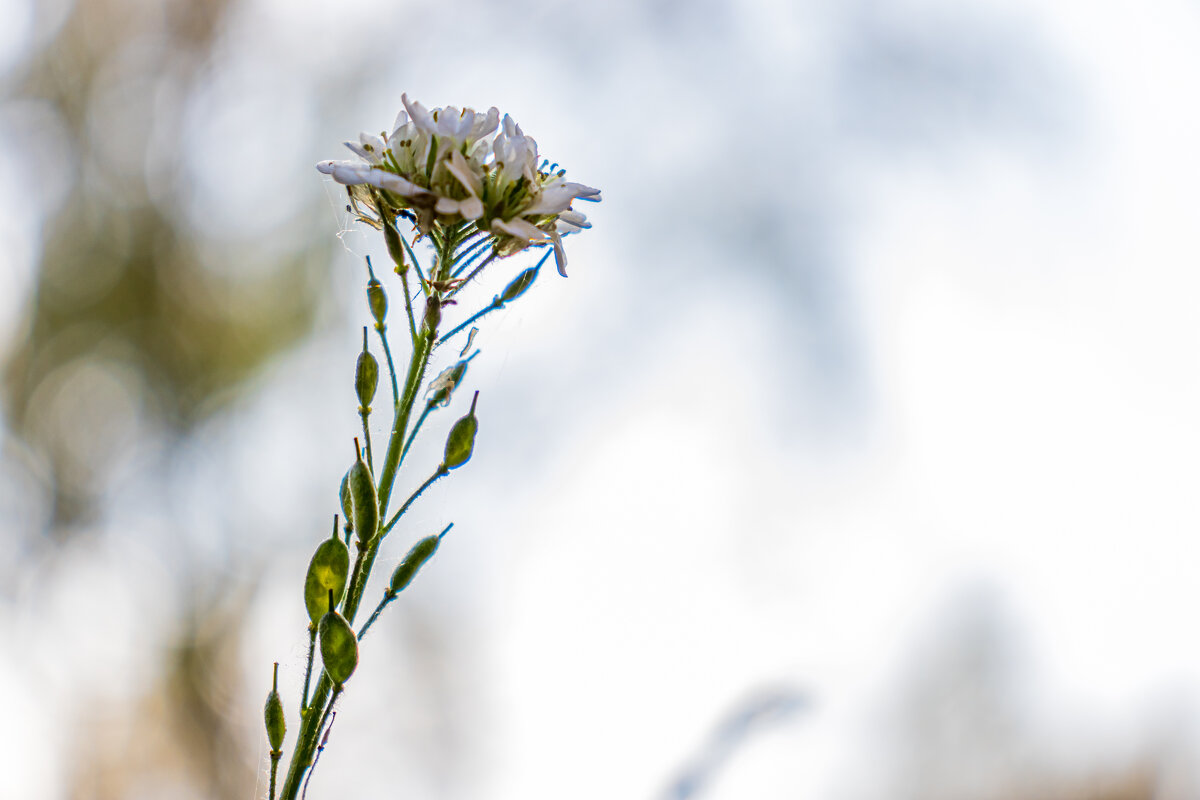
[3, 0, 1200, 798]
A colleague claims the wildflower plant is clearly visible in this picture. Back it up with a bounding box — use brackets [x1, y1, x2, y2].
[264, 94, 599, 800]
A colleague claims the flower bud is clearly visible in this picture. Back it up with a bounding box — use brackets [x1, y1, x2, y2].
[443, 392, 479, 470]
[318, 599, 358, 686]
[389, 534, 441, 595]
[264, 662, 286, 752]
[304, 520, 350, 625]
[355, 328, 379, 409]
[349, 440, 378, 545]
[421, 296, 441, 334]
[367, 279, 388, 327]
[500, 265, 539, 304]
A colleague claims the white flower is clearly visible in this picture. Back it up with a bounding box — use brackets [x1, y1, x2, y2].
[343, 132, 387, 165]
[317, 160, 429, 199]
[524, 176, 601, 216]
[401, 93, 498, 152]
[491, 217, 547, 241]
[318, 94, 600, 274]
[556, 209, 591, 234]
[491, 114, 538, 186]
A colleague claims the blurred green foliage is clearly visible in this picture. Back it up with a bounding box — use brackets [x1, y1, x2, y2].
[3, 0, 329, 531]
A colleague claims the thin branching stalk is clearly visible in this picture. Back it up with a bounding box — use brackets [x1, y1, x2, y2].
[300, 626, 316, 711]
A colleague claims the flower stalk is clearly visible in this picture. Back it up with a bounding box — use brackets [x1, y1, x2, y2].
[269, 94, 599, 799]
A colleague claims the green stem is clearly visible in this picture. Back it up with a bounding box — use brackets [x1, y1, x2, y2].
[269, 751, 281, 800]
[400, 403, 434, 467]
[358, 407, 374, 475]
[375, 322, 400, 411]
[278, 238, 453, 800]
[382, 466, 448, 537]
[455, 252, 497, 290]
[277, 672, 333, 800]
[344, 543, 368, 625]
[437, 298, 501, 349]
[378, 329, 433, 520]
[397, 270, 418, 345]
[357, 521, 453, 642]
[357, 591, 394, 642]
[397, 230, 427, 296]
[340, 335, 431, 628]
[341, 245, 449, 627]
[299, 625, 316, 712]
[449, 234, 491, 277]
[300, 687, 342, 800]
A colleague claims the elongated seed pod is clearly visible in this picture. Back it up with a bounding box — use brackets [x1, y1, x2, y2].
[500, 265, 539, 304]
[304, 522, 350, 624]
[382, 214, 407, 275]
[443, 392, 479, 470]
[367, 279, 388, 326]
[348, 440, 378, 545]
[264, 662, 286, 752]
[355, 328, 379, 409]
[389, 535, 440, 595]
[319, 602, 358, 686]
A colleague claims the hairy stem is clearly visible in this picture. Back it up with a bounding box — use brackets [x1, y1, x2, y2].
[277, 672, 333, 800]
[300, 626, 316, 712]
[277, 234, 455, 800]
[357, 591, 394, 642]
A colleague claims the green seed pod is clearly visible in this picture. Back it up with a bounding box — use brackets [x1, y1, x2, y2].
[389, 534, 441, 595]
[443, 392, 479, 470]
[349, 440, 378, 545]
[318, 602, 358, 686]
[303, 520, 350, 625]
[355, 328, 379, 409]
[382, 214, 407, 275]
[264, 662, 286, 752]
[367, 279, 388, 327]
[500, 265, 539, 304]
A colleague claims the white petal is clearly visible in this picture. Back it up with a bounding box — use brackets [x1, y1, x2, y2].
[344, 140, 372, 160]
[491, 217, 547, 241]
[436, 106, 460, 137]
[524, 185, 574, 215]
[331, 163, 370, 184]
[435, 196, 460, 214]
[391, 110, 410, 137]
[566, 182, 602, 201]
[549, 227, 568, 277]
[458, 196, 483, 220]
[445, 149, 482, 196]
[402, 93, 435, 132]
[358, 132, 386, 161]
[469, 107, 499, 143]
[374, 171, 422, 196]
[558, 210, 590, 230]
[456, 108, 476, 139]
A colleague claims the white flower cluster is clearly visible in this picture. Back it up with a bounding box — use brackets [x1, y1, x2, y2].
[318, 94, 600, 276]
